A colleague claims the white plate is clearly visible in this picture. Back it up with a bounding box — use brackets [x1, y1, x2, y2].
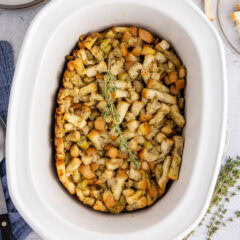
[218, 0, 240, 54]
[0, 0, 43, 9]
[6, 0, 227, 240]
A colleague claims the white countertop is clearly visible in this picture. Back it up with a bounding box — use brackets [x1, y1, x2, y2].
[0, 0, 240, 239]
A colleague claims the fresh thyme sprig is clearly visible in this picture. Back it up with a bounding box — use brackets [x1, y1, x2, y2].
[183, 156, 240, 240]
[102, 71, 139, 168]
[210, 157, 240, 209]
[205, 156, 240, 239]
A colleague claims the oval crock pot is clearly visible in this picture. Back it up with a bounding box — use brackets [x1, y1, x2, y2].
[6, 0, 227, 239]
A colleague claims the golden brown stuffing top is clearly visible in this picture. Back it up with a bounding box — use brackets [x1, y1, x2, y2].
[55, 26, 185, 213]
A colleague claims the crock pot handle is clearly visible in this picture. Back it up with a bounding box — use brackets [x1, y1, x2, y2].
[0, 214, 12, 240]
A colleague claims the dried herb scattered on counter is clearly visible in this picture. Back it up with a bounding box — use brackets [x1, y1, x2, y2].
[183, 156, 240, 240]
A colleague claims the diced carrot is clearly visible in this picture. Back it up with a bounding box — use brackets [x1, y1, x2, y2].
[139, 112, 152, 122]
[175, 79, 185, 90]
[121, 43, 128, 56]
[132, 46, 142, 57]
[139, 28, 153, 43]
[107, 147, 119, 159]
[86, 147, 97, 156]
[123, 31, 132, 42]
[129, 26, 138, 37]
[94, 119, 105, 131]
[143, 122, 150, 135]
[141, 88, 148, 99]
[168, 71, 178, 83]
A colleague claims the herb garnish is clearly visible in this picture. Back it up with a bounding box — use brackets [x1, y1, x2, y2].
[102, 71, 139, 168]
[183, 156, 240, 240]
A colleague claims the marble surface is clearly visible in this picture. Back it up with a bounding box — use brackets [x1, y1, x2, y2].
[0, 0, 240, 239]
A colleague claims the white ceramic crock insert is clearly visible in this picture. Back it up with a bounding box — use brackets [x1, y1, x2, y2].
[6, 0, 227, 239]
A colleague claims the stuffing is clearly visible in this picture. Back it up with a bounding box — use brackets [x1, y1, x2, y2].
[168, 136, 184, 180]
[55, 26, 186, 213]
[128, 62, 143, 79]
[169, 105, 185, 127]
[131, 101, 145, 116]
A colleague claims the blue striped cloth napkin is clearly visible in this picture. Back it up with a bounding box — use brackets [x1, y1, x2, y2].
[0, 41, 32, 239]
